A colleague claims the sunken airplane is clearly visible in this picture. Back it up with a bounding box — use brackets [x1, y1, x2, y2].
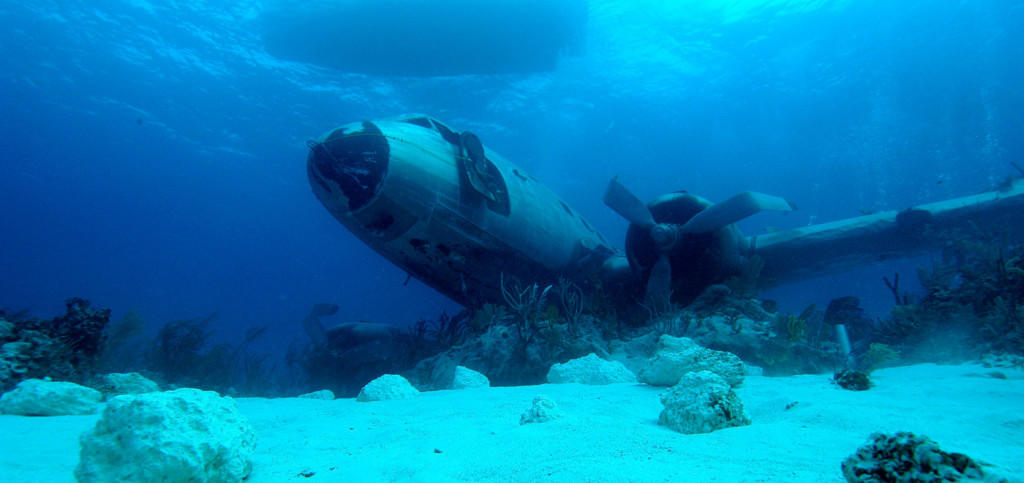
[306, 114, 1024, 319]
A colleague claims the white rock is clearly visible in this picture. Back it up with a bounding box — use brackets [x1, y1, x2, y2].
[99, 372, 159, 396]
[451, 366, 489, 389]
[298, 389, 335, 400]
[520, 395, 564, 425]
[0, 378, 102, 416]
[659, 370, 751, 434]
[357, 374, 419, 402]
[639, 335, 745, 387]
[75, 388, 256, 482]
[546, 353, 637, 385]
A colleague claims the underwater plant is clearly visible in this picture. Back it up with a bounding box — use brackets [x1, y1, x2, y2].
[50, 298, 111, 367]
[500, 273, 554, 351]
[874, 304, 923, 346]
[775, 313, 807, 341]
[860, 343, 901, 372]
[424, 311, 468, 349]
[724, 254, 765, 299]
[581, 276, 620, 325]
[146, 314, 229, 390]
[466, 303, 510, 333]
[144, 315, 276, 395]
[234, 325, 276, 396]
[554, 277, 585, 337]
[651, 309, 690, 337]
[96, 309, 146, 373]
[754, 337, 792, 368]
[883, 273, 912, 306]
[874, 236, 1024, 357]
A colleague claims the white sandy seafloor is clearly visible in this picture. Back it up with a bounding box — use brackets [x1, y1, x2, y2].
[1, 363, 1022, 482]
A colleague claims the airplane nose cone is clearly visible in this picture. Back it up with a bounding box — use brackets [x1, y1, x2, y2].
[307, 121, 390, 212]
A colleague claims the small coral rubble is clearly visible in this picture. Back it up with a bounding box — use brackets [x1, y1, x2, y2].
[841, 432, 1003, 483]
[520, 395, 565, 425]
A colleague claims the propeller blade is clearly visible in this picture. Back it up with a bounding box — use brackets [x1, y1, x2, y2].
[680, 191, 796, 233]
[302, 303, 339, 346]
[604, 176, 656, 228]
[644, 252, 673, 309]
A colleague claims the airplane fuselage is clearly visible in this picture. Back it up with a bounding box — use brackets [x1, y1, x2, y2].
[307, 115, 616, 306]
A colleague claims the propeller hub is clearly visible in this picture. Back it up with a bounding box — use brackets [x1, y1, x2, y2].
[650, 224, 678, 248]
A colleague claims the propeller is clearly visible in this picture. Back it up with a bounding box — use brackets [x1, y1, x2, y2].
[603, 176, 795, 308]
[680, 191, 796, 233]
[603, 175, 656, 228]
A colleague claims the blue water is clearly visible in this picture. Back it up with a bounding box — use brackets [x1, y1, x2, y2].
[2, 0, 1022, 355]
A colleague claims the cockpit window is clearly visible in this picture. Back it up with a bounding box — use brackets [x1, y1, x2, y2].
[397, 116, 461, 146]
[397, 116, 433, 129]
[430, 119, 462, 146]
